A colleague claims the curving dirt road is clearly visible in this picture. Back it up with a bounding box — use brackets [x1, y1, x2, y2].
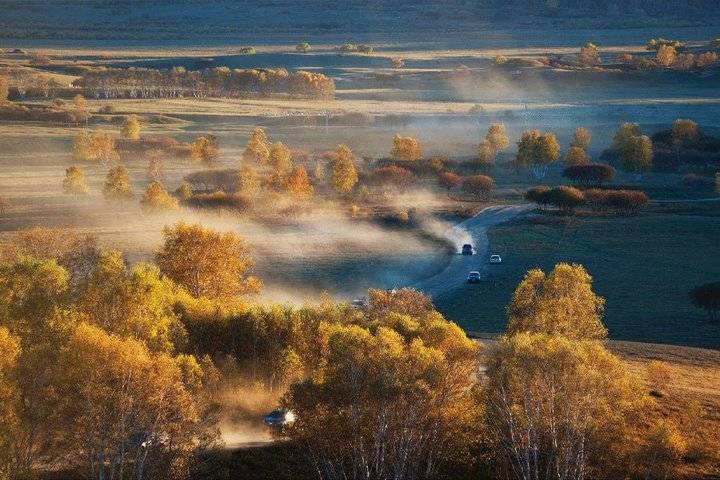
[412, 204, 532, 299]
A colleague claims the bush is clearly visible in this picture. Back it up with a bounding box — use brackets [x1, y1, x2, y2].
[186, 191, 252, 211]
[295, 43, 311, 53]
[438, 171, 461, 190]
[369, 166, 417, 188]
[545, 186, 584, 214]
[584, 189, 649, 213]
[689, 282, 720, 322]
[461, 175, 495, 200]
[562, 163, 616, 186]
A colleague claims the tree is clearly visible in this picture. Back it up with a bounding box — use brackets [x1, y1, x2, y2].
[70, 94, 90, 123]
[696, 51, 717, 68]
[485, 332, 648, 480]
[478, 139, 495, 166]
[286, 165, 314, 198]
[612, 122, 642, 153]
[79, 251, 185, 352]
[330, 144, 358, 194]
[639, 419, 687, 480]
[155, 222, 261, 299]
[0, 76, 9, 102]
[486, 123, 510, 153]
[190, 134, 219, 166]
[656, 44, 677, 67]
[73, 132, 119, 164]
[438, 171, 461, 190]
[243, 127, 270, 165]
[671, 118, 699, 146]
[565, 146, 589, 166]
[507, 263, 607, 339]
[175, 182, 193, 201]
[103, 165, 133, 200]
[0, 327, 22, 480]
[146, 150, 163, 181]
[461, 174, 495, 200]
[390, 134, 421, 161]
[269, 142, 292, 175]
[620, 135, 653, 174]
[689, 281, 720, 322]
[121, 115, 141, 140]
[236, 166, 261, 197]
[571, 127, 592, 149]
[562, 163, 616, 186]
[284, 311, 480, 480]
[296, 42, 311, 53]
[579, 42, 600, 65]
[516, 130, 560, 178]
[63, 165, 89, 194]
[140, 181, 179, 212]
[57, 323, 212, 480]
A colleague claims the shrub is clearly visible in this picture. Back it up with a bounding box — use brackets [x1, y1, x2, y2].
[186, 191, 252, 211]
[357, 44, 374, 54]
[438, 171, 461, 190]
[562, 163, 616, 186]
[461, 175, 495, 200]
[390, 134, 421, 161]
[524, 185, 550, 207]
[689, 282, 720, 322]
[295, 43, 311, 53]
[370, 166, 417, 188]
[239, 47, 256, 55]
[546, 186, 584, 214]
[584, 189, 648, 213]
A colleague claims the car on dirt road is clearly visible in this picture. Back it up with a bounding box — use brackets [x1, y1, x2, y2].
[467, 271, 482, 283]
[263, 408, 296, 427]
[461, 244, 474, 255]
[489, 254, 502, 264]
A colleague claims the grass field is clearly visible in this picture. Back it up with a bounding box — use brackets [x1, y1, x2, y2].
[435, 206, 720, 349]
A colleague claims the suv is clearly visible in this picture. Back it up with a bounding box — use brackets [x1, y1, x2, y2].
[263, 408, 296, 427]
[489, 254, 502, 264]
[461, 244, 474, 255]
[467, 271, 482, 283]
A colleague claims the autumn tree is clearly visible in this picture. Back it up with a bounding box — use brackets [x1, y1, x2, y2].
[638, 419, 687, 480]
[156, 222, 261, 299]
[390, 134, 421, 161]
[73, 131, 119, 164]
[102, 165, 133, 200]
[486, 122, 510, 153]
[242, 127, 270, 165]
[461, 174, 495, 200]
[284, 310, 480, 480]
[621, 134, 653, 174]
[579, 42, 600, 65]
[269, 141, 293, 175]
[121, 115, 141, 140]
[63, 165, 89, 194]
[565, 146, 589, 166]
[285, 165, 314, 198]
[146, 150, 163, 181]
[516, 129, 560, 178]
[562, 163, 616, 186]
[671, 118, 699, 146]
[70, 94, 90, 123]
[438, 171, 461, 190]
[175, 182, 193, 201]
[0, 76, 9, 102]
[656, 44, 677, 67]
[370, 165, 417, 189]
[507, 263, 607, 339]
[330, 144, 358, 194]
[612, 122, 642, 152]
[296, 42, 311, 53]
[571, 126, 591, 149]
[190, 134, 219, 166]
[57, 323, 214, 480]
[478, 139, 495, 166]
[0, 327, 22, 480]
[140, 181, 179, 212]
[236, 166, 261, 197]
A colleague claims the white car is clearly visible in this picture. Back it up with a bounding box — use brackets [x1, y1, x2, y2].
[489, 254, 502, 264]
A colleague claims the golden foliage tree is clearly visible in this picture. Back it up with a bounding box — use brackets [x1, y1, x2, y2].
[571, 126, 591, 149]
[579, 42, 600, 65]
[486, 123, 510, 153]
[478, 139, 495, 166]
[565, 145, 589, 166]
[286, 165, 314, 198]
[102, 165, 133, 199]
[671, 118, 699, 146]
[73, 131, 119, 164]
[242, 127, 270, 165]
[390, 134, 421, 161]
[516, 130, 560, 171]
[269, 141, 293, 175]
[620, 134, 653, 174]
[330, 144, 358, 194]
[155, 222, 261, 299]
[656, 44, 677, 67]
[57, 323, 210, 480]
[507, 263, 607, 340]
[484, 332, 648, 480]
[236, 166, 261, 197]
[284, 310, 480, 480]
[0, 327, 22, 480]
[190, 134, 219, 166]
[121, 115, 141, 140]
[63, 165, 89, 194]
[140, 181, 179, 212]
[0, 76, 9, 102]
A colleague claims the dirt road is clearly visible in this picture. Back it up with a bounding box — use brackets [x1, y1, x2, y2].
[412, 204, 531, 299]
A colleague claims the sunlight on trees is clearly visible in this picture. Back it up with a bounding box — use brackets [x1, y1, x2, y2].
[330, 144, 358, 194]
[285, 165, 314, 198]
[63, 165, 89, 194]
[121, 115, 142, 140]
[141, 181, 179, 212]
[242, 127, 270, 165]
[390, 134, 421, 161]
[103, 165, 133, 200]
[190, 134, 219, 166]
[156, 222, 261, 299]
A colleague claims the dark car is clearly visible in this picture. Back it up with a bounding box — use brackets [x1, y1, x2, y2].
[461, 244, 474, 255]
[263, 408, 296, 427]
[467, 271, 482, 283]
